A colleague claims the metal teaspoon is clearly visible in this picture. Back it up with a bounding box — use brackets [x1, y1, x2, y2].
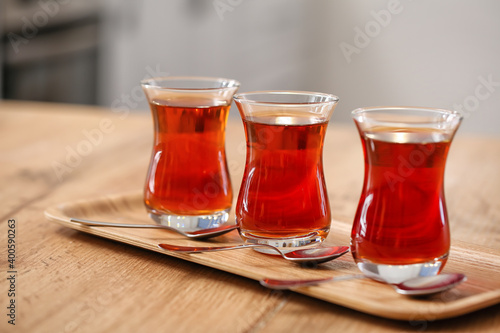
[260, 273, 467, 296]
[158, 243, 350, 264]
[70, 218, 239, 240]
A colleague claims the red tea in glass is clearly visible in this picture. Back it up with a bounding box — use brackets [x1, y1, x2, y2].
[144, 102, 232, 214]
[351, 107, 462, 283]
[234, 92, 338, 251]
[237, 116, 330, 238]
[141, 77, 239, 231]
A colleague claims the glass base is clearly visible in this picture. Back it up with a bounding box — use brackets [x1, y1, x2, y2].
[239, 230, 326, 254]
[148, 208, 230, 232]
[355, 255, 448, 284]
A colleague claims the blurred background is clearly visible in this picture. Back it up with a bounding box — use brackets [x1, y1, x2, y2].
[1, 0, 499, 135]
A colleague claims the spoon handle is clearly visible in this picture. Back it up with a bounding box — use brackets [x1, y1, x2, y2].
[158, 243, 279, 254]
[71, 218, 167, 229]
[260, 274, 367, 290]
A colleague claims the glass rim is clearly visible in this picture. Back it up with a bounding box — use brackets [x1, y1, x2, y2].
[351, 106, 463, 130]
[233, 90, 339, 107]
[141, 76, 240, 91]
[351, 106, 462, 118]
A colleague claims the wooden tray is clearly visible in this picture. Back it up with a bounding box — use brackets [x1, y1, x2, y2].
[44, 191, 500, 321]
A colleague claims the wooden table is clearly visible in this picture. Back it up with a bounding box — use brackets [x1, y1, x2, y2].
[1, 100, 499, 332]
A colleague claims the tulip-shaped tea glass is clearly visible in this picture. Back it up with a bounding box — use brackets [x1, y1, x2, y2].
[141, 77, 239, 231]
[233, 91, 339, 252]
[351, 107, 462, 283]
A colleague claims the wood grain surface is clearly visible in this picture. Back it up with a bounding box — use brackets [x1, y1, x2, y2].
[1, 100, 500, 332]
[44, 191, 500, 321]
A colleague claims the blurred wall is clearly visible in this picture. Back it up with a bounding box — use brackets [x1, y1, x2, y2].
[2, 0, 101, 103]
[2, 0, 499, 135]
[309, 0, 500, 135]
[98, 0, 500, 135]
[98, 0, 310, 112]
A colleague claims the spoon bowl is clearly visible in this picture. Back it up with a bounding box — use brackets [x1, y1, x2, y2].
[70, 218, 239, 239]
[260, 273, 466, 296]
[393, 273, 467, 295]
[158, 243, 350, 264]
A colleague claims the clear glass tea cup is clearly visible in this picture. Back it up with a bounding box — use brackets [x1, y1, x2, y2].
[233, 91, 339, 252]
[350, 107, 462, 283]
[141, 76, 239, 231]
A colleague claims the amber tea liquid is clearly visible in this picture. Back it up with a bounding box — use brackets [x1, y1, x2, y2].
[351, 127, 452, 266]
[236, 114, 331, 241]
[144, 99, 232, 216]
